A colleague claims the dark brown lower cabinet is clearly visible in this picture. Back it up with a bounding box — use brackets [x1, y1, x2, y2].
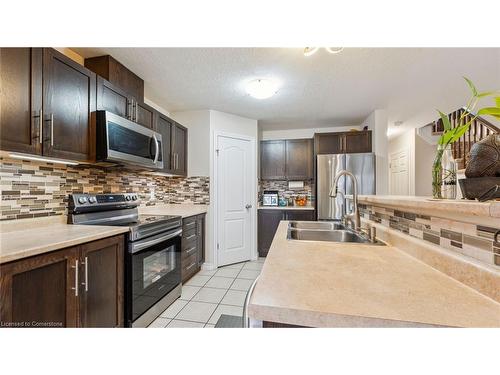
[79, 236, 124, 328]
[258, 209, 315, 257]
[181, 213, 206, 283]
[0, 235, 124, 328]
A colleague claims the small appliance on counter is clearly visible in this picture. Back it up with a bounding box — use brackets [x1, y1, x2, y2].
[262, 190, 279, 206]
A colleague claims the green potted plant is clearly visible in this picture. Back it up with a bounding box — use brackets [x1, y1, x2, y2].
[432, 78, 500, 199]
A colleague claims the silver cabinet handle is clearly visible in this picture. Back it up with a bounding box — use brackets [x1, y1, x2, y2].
[81, 256, 89, 292]
[186, 262, 196, 271]
[50, 113, 54, 146]
[37, 109, 43, 144]
[152, 134, 159, 164]
[243, 276, 259, 328]
[127, 100, 132, 119]
[186, 246, 197, 255]
[71, 259, 79, 297]
[184, 221, 196, 229]
[245, 204, 252, 209]
[185, 234, 196, 241]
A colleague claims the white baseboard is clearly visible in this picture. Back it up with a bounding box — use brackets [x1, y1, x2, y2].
[201, 262, 216, 271]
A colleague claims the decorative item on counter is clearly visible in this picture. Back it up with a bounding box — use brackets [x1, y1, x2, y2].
[432, 77, 500, 199]
[278, 195, 288, 206]
[294, 195, 308, 206]
[438, 145, 457, 199]
[287, 196, 294, 206]
[458, 134, 500, 200]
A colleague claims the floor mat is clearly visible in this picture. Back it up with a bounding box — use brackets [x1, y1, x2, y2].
[214, 314, 243, 328]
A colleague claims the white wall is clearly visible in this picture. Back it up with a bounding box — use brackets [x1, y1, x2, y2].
[170, 110, 211, 177]
[260, 125, 362, 140]
[414, 130, 436, 196]
[363, 109, 389, 195]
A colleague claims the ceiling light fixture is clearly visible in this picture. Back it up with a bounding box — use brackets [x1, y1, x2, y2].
[8, 153, 79, 165]
[304, 47, 344, 56]
[245, 79, 279, 99]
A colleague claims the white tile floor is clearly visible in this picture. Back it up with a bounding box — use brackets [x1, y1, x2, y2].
[148, 258, 265, 328]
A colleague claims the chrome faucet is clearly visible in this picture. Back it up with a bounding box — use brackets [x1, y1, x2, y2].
[330, 170, 361, 231]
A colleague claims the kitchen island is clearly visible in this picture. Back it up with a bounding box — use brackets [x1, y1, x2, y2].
[248, 221, 500, 327]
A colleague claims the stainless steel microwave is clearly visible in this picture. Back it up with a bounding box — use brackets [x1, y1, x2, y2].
[96, 111, 163, 169]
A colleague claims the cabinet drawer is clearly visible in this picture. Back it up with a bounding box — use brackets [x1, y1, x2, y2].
[182, 242, 198, 260]
[182, 228, 198, 249]
[183, 216, 197, 229]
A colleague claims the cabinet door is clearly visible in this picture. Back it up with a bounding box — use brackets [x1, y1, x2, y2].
[258, 210, 284, 257]
[79, 235, 124, 328]
[344, 131, 372, 153]
[0, 247, 79, 327]
[172, 123, 187, 176]
[43, 48, 96, 162]
[96, 76, 130, 119]
[314, 133, 344, 154]
[0, 48, 43, 155]
[285, 139, 313, 180]
[135, 101, 156, 129]
[156, 113, 173, 172]
[260, 140, 286, 179]
[285, 210, 315, 221]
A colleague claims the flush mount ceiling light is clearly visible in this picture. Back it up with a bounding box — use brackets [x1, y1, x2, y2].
[245, 79, 279, 99]
[304, 47, 344, 56]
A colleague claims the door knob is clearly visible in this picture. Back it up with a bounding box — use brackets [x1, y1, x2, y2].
[245, 204, 252, 209]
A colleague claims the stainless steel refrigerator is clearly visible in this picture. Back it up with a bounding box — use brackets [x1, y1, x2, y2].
[317, 153, 376, 220]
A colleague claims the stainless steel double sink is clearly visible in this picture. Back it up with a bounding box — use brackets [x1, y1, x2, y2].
[287, 221, 385, 245]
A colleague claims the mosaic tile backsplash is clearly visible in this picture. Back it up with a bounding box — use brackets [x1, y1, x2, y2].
[259, 180, 314, 203]
[359, 203, 500, 268]
[0, 156, 209, 220]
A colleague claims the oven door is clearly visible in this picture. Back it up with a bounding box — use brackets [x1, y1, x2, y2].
[126, 228, 181, 324]
[97, 110, 163, 169]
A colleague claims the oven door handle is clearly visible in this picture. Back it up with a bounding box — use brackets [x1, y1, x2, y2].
[131, 229, 183, 253]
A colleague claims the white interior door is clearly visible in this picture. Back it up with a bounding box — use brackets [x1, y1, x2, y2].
[216, 134, 253, 266]
[389, 150, 409, 195]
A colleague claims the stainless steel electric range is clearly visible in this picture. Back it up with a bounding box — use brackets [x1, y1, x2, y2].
[68, 193, 182, 327]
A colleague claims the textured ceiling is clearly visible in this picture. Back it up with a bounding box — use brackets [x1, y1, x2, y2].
[73, 48, 500, 131]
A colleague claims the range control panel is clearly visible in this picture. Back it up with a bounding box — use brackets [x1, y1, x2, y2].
[69, 193, 139, 213]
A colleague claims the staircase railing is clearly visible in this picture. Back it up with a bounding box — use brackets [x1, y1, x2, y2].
[430, 107, 499, 169]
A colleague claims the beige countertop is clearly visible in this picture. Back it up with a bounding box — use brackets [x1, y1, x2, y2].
[0, 216, 129, 264]
[248, 221, 500, 327]
[258, 204, 315, 210]
[139, 203, 208, 218]
[358, 195, 500, 226]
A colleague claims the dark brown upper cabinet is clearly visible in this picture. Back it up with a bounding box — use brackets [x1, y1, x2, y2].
[43, 48, 96, 162]
[0, 48, 96, 162]
[134, 101, 156, 129]
[156, 113, 173, 172]
[0, 235, 124, 328]
[84, 55, 144, 101]
[171, 122, 188, 176]
[0, 48, 43, 155]
[96, 76, 130, 119]
[285, 139, 314, 180]
[314, 130, 372, 155]
[260, 139, 313, 180]
[154, 114, 187, 176]
[260, 140, 286, 180]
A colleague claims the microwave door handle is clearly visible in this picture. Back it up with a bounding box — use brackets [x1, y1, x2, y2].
[153, 134, 160, 164]
[131, 229, 183, 253]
